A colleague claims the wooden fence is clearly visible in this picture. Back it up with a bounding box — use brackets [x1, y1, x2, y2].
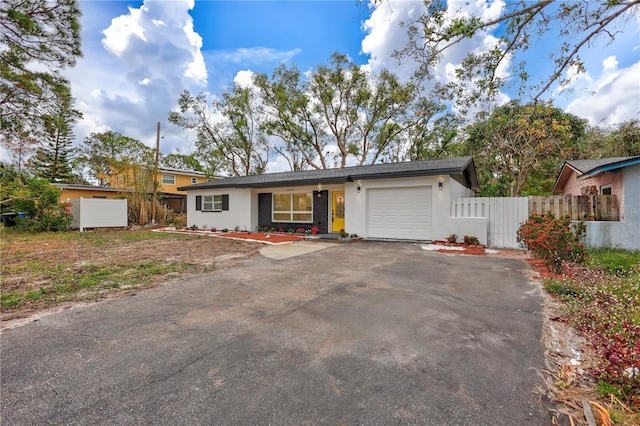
[528, 195, 619, 221]
[452, 195, 620, 249]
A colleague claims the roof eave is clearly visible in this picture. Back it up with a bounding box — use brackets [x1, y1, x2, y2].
[177, 167, 472, 191]
[581, 157, 640, 178]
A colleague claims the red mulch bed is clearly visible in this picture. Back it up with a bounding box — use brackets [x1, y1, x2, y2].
[218, 232, 306, 244]
[432, 240, 487, 256]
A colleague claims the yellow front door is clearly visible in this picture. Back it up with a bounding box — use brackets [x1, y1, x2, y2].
[332, 191, 345, 232]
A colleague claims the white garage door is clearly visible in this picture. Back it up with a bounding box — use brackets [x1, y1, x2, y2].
[366, 186, 432, 240]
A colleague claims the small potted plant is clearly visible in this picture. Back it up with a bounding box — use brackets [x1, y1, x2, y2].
[339, 229, 351, 241]
[311, 226, 320, 235]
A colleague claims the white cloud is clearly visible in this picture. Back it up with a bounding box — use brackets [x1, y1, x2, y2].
[265, 155, 294, 173]
[234, 70, 255, 88]
[67, 0, 207, 154]
[101, 7, 147, 57]
[362, 0, 510, 120]
[567, 60, 640, 126]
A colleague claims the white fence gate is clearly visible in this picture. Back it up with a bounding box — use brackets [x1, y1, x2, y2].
[451, 197, 529, 249]
[69, 198, 128, 231]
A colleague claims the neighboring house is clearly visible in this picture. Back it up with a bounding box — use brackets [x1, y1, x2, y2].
[154, 168, 213, 213]
[178, 157, 489, 243]
[54, 184, 126, 201]
[57, 168, 216, 213]
[553, 155, 640, 250]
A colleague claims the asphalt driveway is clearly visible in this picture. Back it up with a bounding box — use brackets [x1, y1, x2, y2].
[1, 241, 550, 425]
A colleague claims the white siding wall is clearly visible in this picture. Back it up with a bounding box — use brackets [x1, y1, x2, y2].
[186, 188, 254, 231]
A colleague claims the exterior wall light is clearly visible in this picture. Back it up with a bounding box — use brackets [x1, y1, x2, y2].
[357, 186, 361, 193]
[438, 178, 443, 191]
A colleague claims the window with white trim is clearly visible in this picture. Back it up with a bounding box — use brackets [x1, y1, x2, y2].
[162, 174, 175, 185]
[191, 177, 198, 184]
[273, 193, 312, 223]
[203, 195, 223, 211]
[601, 184, 612, 195]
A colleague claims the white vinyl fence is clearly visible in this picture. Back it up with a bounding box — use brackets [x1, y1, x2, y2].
[69, 198, 128, 231]
[451, 197, 529, 249]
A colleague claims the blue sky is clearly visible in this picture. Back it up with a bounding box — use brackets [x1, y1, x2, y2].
[58, 0, 640, 172]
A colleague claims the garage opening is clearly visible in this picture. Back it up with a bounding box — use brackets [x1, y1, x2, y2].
[366, 186, 432, 240]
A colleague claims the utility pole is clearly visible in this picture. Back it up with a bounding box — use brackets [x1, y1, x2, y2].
[151, 121, 160, 224]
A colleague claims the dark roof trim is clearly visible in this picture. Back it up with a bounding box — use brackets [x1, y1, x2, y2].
[178, 157, 479, 191]
[580, 156, 640, 178]
[53, 184, 124, 192]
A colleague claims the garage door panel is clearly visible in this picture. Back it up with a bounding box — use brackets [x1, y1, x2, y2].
[366, 186, 432, 240]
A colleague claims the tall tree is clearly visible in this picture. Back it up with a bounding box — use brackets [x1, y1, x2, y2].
[397, 0, 639, 109]
[169, 85, 269, 177]
[76, 131, 152, 186]
[0, 125, 38, 174]
[31, 95, 82, 182]
[254, 64, 326, 170]
[255, 53, 426, 169]
[160, 153, 204, 173]
[0, 0, 82, 138]
[464, 101, 587, 196]
[603, 119, 640, 157]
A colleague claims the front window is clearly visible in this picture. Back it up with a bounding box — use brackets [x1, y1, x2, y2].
[601, 184, 612, 195]
[162, 174, 175, 185]
[273, 193, 312, 222]
[203, 195, 222, 211]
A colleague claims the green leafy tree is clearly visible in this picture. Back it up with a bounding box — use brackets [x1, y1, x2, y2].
[254, 63, 325, 170]
[397, 0, 639, 109]
[76, 131, 152, 186]
[160, 153, 204, 173]
[0, 126, 38, 174]
[255, 53, 426, 169]
[464, 101, 587, 196]
[602, 119, 640, 157]
[169, 85, 269, 177]
[1, 0, 82, 139]
[0, 164, 72, 231]
[31, 95, 82, 182]
[405, 104, 465, 161]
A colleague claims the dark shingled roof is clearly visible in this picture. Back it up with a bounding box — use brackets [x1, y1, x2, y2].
[178, 156, 478, 191]
[566, 156, 640, 174]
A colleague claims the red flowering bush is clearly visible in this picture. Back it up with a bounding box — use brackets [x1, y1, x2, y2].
[517, 212, 586, 274]
[311, 226, 320, 235]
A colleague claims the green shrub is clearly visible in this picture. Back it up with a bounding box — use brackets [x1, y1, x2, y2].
[517, 212, 586, 274]
[463, 235, 479, 245]
[7, 178, 73, 232]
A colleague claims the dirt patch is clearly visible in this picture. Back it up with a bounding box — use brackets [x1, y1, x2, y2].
[1, 229, 262, 327]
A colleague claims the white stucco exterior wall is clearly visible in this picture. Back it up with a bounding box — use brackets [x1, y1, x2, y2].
[185, 188, 254, 231]
[344, 175, 487, 244]
[584, 163, 640, 250]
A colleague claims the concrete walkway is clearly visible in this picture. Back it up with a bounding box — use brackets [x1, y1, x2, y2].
[260, 240, 341, 259]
